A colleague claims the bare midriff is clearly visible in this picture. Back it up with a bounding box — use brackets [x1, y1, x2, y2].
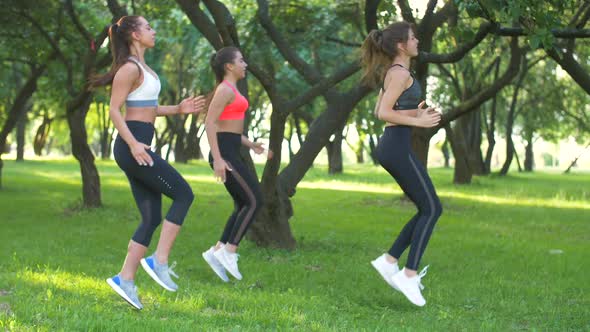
[124, 107, 157, 124]
[217, 119, 244, 134]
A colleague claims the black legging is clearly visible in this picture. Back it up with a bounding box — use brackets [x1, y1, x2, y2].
[376, 125, 443, 270]
[209, 132, 263, 246]
[113, 121, 194, 247]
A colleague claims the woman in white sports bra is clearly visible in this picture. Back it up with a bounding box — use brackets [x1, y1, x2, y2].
[92, 15, 205, 310]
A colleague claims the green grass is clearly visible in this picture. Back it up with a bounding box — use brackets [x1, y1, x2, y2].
[1, 159, 589, 331]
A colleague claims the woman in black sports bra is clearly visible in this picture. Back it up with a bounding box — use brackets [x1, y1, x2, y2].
[361, 21, 443, 307]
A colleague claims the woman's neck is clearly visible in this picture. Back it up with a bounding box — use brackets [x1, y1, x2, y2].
[223, 75, 238, 86]
[129, 44, 146, 63]
[392, 55, 411, 69]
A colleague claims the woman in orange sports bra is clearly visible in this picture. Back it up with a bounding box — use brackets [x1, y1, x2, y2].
[202, 46, 270, 282]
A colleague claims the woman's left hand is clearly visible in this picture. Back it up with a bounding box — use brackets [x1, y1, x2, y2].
[252, 142, 273, 160]
[251, 142, 265, 154]
[179, 95, 206, 114]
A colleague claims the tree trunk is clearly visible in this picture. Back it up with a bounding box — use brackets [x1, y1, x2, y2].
[98, 102, 113, 160]
[441, 138, 450, 168]
[326, 126, 344, 174]
[368, 133, 379, 165]
[466, 111, 486, 175]
[34, 114, 53, 156]
[500, 55, 527, 176]
[484, 58, 501, 174]
[0, 63, 48, 189]
[564, 142, 590, 173]
[513, 140, 523, 172]
[446, 125, 473, 184]
[247, 106, 296, 249]
[524, 130, 534, 172]
[355, 141, 365, 164]
[16, 107, 28, 162]
[67, 92, 101, 208]
[185, 114, 204, 160]
[500, 132, 515, 175]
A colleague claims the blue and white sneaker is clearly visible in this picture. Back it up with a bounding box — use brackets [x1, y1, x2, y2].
[140, 255, 179, 292]
[106, 275, 143, 310]
[202, 246, 230, 282]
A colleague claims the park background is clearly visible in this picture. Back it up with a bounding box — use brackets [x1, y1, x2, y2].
[1, 0, 589, 330]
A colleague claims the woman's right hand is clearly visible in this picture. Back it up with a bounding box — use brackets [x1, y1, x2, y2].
[415, 107, 441, 128]
[131, 141, 153, 167]
[213, 158, 233, 183]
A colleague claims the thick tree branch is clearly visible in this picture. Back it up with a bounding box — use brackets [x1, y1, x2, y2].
[419, 22, 493, 63]
[256, 0, 321, 83]
[570, 1, 590, 28]
[494, 26, 590, 38]
[285, 63, 360, 111]
[441, 37, 522, 125]
[436, 63, 462, 98]
[397, 0, 416, 24]
[203, 0, 238, 46]
[364, 0, 381, 32]
[175, 0, 223, 49]
[65, 0, 93, 42]
[107, 0, 127, 19]
[431, 1, 457, 32]
[546, 47, 590, 95]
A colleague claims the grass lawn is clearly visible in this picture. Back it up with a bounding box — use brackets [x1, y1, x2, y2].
[0, 159, 588, 331]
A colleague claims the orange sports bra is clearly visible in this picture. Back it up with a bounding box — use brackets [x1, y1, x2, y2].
[219, 81, 248, 120]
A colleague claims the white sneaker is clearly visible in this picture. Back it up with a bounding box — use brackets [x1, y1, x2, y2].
[391, 266, 429, 307]
[202, 247, 230, 282]
[213, 247, 242, 280]
[370, 254, 400, 291]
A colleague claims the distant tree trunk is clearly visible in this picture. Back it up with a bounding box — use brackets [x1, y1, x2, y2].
[500, 132, 515, 175]
[67, 91, 101, 208]
[368, 133, 379, 165]
[446, 124, 472, 184]
[524, 129, 534, 172]
[441, 138, 450, 168]
[500, 55, 528, 176]
[16, 105, 29, 162]
[33, 113, 53, 156]
[0, 62, 48, 189]
[355, 143, 365, 164]
[185, 114, 204, 160]
[97, 102, 114, 160]
[484, 59, 501, 174]
[513, 140, 523, 172]
[326, 126, 344, 174]
[461, 109, 485, 176]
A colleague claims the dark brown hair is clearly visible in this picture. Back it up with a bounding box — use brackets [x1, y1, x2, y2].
[360, 22, 416, 87]
[209, 46, 241, 84]
[90, 16, 143, 87]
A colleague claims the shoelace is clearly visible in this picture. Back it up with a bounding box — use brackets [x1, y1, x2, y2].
[416, 265, 429, 290]
[168, 261, 179, 279]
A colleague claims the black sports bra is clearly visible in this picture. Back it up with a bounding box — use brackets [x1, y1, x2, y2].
[382, 64, 422, 110]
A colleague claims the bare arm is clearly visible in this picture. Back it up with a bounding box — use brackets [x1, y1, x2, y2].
[205, 85, 233, 181]
[155, 104, 180, 116]
[156, 96, 206, 117]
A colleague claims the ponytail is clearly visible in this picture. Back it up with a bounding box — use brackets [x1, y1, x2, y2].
[360, 22, 415, 87]
[90, 16, 142, 88]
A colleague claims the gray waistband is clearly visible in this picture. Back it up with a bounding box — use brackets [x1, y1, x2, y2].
[126, 100, 158, 107]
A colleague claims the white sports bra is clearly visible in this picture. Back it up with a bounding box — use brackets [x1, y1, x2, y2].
[126, 57, 161, 108]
